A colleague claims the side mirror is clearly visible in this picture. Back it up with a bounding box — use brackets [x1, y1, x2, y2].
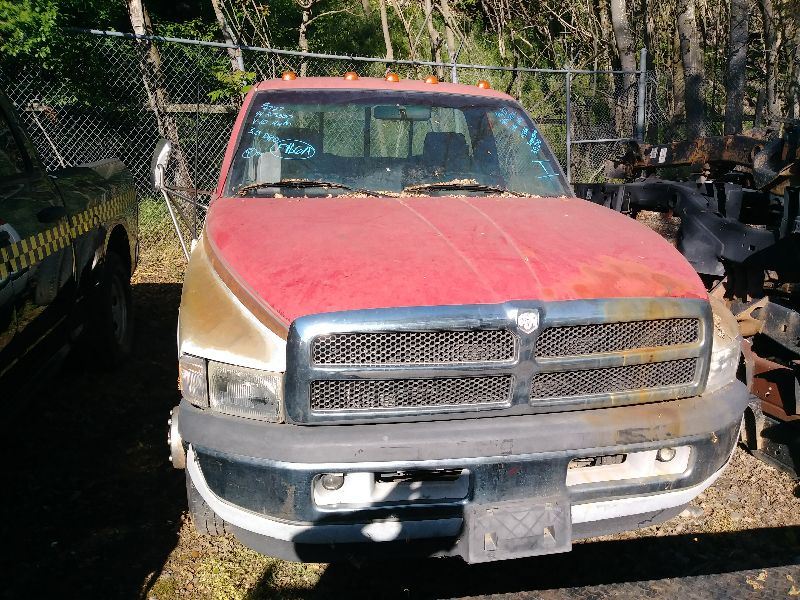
[150, 139, 191, 261]
[151, 139, 172, 191]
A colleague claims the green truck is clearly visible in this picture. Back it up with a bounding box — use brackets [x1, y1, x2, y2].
[0, 89, 138, 388]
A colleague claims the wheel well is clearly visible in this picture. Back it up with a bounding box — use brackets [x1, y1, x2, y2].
[107, 225, 132, 277]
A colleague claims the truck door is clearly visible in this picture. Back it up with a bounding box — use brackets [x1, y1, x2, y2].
[0, 217, 18, 356]
[0, 100, 74, 373]
[0, 108, 26, 357]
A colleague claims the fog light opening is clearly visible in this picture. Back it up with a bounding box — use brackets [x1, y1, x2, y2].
[656, 447, 677, 463]
[321, 473, 346, 491]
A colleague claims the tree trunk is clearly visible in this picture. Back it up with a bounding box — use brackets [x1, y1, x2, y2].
[597, 0, 615, 69]
[361, 0, 371, 15]
[677, 0, 705, 138]
[759, 0, 780, 121]
[596, 0, 616, 128]
[671, 26, 686, 123]
[127, 0, 193, 189]
[378, 0, 393, 61]
[423, 0, 444, 77]
[724, 0, 748, 135]
[298, 3, 311, 76]
[438, 0, 458, 64]
[609, 0, 636, 72]
[211, 0, 244, 72]
[792, 22, 800, 120]
[388, 0, 416, 60]
[609, 0, 636, 134]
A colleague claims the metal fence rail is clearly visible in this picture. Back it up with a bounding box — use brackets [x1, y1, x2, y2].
[1, 29, 647, 205]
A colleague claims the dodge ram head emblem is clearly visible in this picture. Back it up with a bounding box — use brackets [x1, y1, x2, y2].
[517, 310, 540, 334]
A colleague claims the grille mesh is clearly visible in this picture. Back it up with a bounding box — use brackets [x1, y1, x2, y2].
[310, 376, 513, 411]
[312, 330, 515, 365]
[535, 318, 699, 357]
[530, 358, 697, 400]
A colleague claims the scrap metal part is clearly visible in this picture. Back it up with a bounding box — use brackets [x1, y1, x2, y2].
[576, 130, 800, 478]
[608, 124, 800, 196]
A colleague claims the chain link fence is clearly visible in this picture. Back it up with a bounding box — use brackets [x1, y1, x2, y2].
[1, 29, 645, 232]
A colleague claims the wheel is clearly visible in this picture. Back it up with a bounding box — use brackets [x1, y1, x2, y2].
[186, 473, 230, 536]
[88, 251, 133, 367]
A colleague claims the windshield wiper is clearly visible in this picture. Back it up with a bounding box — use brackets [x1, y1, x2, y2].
[402, 182, 526, 197]
[238, 179, 381, 197]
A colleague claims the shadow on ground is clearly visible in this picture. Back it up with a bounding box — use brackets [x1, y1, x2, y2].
[246, 525, 800, 599]
[0, 283, 184, 598]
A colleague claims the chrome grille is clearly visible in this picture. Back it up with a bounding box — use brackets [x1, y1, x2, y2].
[310, 376, 513, 411]
[530, 358, 697, 400]
[535, 318, 699, 357]
[312, 330, 515, 365]
[289, 298, 711, 423]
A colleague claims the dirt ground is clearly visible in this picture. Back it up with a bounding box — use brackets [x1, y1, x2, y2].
[2, 205, 799, 599]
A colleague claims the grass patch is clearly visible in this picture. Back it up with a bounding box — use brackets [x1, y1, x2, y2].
[136, 197, 188, 284]
[149, 517, 325, 599]
[150, 575, 179, 600]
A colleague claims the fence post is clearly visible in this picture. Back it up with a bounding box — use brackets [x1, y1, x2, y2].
[565, 69, 572, 185]
[636, 47, 648, 142]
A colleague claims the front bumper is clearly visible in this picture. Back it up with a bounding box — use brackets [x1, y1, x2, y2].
[179, 381, 749, 562]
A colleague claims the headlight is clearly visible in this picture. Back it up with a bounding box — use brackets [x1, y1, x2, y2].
[704, 296, 742, 394]
[208, 360, 283, 422]
[179, 354, 208, 408]
[178, 355, 283, 422]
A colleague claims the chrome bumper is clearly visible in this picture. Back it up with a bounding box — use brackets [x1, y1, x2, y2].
[177, 381, 748, 561]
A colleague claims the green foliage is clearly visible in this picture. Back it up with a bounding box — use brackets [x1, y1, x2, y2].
[0, 0, 59, 61]
[154, 18, 219, 41]
[306, 1, 384, 57]
[209, 68, 257, 102]
[0, 0, 128, 105]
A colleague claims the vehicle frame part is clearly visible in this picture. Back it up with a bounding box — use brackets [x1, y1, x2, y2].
[576, 129, 800, 477]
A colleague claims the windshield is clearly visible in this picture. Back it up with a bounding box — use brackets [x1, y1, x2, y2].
[225, 89, 569, 198]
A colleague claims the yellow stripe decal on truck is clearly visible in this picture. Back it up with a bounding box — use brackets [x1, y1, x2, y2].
[0, 190, 136, 280]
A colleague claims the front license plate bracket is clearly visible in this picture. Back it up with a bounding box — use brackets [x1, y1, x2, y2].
[466, 496, 571, 563]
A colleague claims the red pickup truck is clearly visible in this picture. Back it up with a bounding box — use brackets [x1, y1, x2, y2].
[168, 74, 748, 563]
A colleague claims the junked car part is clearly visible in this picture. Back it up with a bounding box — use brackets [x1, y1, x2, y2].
[576, 127, 800, 478]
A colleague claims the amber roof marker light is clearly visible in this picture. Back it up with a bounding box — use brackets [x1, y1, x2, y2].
[424, 75, 439, 84]
[477, 80, 491, 89]
[281, 71, 297, 80]
[385, 72, 400, 82]
[343, 71, 360, 80]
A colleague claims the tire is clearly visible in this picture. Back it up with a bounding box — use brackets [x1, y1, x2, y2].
[186, 473, 230, 536]
[88, 251, 133, 367]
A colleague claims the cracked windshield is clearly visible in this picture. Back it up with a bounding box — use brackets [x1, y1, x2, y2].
[226, 89, 569, 198]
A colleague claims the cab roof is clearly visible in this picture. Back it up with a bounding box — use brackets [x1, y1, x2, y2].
[254, 76, 514, 101]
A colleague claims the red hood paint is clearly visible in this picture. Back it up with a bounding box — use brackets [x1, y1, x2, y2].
[205, 195, 706, 325]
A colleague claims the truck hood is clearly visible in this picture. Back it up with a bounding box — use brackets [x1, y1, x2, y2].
[205, 195, 706, 326]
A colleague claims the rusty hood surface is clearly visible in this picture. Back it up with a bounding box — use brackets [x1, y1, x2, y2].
[205, 195, 707, 326]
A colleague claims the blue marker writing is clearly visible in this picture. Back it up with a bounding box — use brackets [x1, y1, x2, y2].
[270, 139, 316, 160]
